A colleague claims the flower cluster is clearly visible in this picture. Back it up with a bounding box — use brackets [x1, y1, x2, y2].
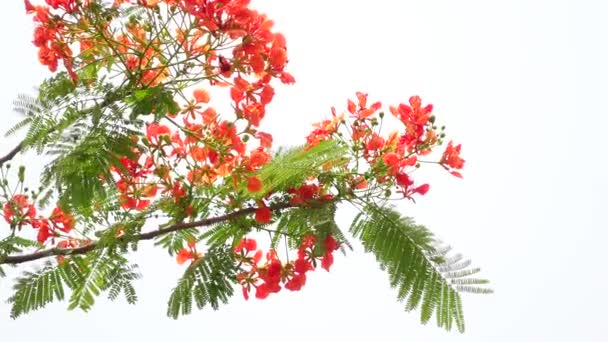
[25, 0, 78, 80]
[2, 194, 74, 244]
[234, 234, 340, 300]
[307, 93, 465, 201]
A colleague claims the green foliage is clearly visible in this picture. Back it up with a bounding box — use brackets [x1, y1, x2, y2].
[7, 252, 140, 318]
[68, 252, 140, 311]
[155, 228, 199, 255]
[167, 246, 237, 319]
[199, 220, 249, 250]
[7, 259, 82, 318]
[0, 236, 39, 257]
[274, 202, 352, 252]
[43, 127, 137, 216]
[255, 140, 347, 195]
[125, 86, 179, 120]
[350, 205, 491, 333]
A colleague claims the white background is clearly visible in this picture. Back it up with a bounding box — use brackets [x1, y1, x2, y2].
[1, 0, 607, 340]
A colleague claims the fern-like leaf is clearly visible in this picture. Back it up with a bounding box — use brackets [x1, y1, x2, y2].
[167, 246, 237, 319]
[68, 252, 140, 311]
[350, 204, 491, 333]
[255, 140, 347, 195]
[7, 259, 82, 319]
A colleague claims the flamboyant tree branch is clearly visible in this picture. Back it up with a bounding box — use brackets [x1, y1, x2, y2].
[1, 202, 298, 265]
[0, 142, 23, 167]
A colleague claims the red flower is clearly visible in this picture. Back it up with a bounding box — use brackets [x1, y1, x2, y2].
[32, 219, 53, 243]
[440, 141, 465, 170]
[366, 134, 385, 151]
[396, 173, 413, 188]
[247, 176, 263, 193]
[248, 148, 271, 169]
[176, 241, 202, 265]
[235, 238, 257, 253]
[255, 284, 270, 299]
[146, 123, 171, 146]
[382, 152, 401, 175]
[294, 258, 313, 274]
[254, 206, 272, 224]
[241, 285, 250, 300]
[255, 132, 273, 149]
[324, 235, 339, 252]
[321, 252, 334, 272]
[193, 88, 210, 103]
[285, 273, 306, 291]
[49, 207, 74, 233]
[3, 194, 36, 225]
[176, 249, 194, 265]
[413, 183, 430, 195]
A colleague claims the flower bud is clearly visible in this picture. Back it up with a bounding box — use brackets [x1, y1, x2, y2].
[18, 165, 26, 183]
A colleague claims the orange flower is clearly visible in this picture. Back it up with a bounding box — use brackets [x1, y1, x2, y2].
[176, 241, 202, 265]
[193, 88, 210, 103]
[190, 146, 207, 162]
[440, 141, 465, 170]
[201, 107, 217, 124]
[146, 123, 170, 146]
[248, 148, 271, 169]
[247, 176, 263, 193]
[256, 132, 273, 149]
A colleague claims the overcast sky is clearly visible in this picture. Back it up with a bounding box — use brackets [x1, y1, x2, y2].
[2, 0, 607, 340]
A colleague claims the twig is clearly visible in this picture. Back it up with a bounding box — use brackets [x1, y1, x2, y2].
[1, 202, 296, 265]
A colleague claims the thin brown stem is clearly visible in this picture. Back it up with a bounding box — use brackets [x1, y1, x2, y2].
[0, 202, 297, 265]
[0, 143, 24, 167]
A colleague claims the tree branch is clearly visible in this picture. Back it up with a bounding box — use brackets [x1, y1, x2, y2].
[0, 142, 23, 167]
[1, 202, 297, 265]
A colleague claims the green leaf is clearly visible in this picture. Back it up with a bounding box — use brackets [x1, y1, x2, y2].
[7, 259, 82, 319]
[255, 140, 347, 196]
[350, 204, 492, 333]
[126, 86, 179, 120]
[155, 228, 198, 255]
[68, 252, 140, 312]
[167, 246, 237, 319]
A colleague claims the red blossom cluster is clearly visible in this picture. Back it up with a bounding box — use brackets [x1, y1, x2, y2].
[25, 0, 78, 81]
[234, 234, 340, 300]
[287, 182, 334, 205]
[307, 93, 465, 201]
[2, 194, 74, 244]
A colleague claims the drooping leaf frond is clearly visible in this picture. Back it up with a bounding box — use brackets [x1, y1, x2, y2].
[7, 252, 140, 318]
[68, 251, 140, 312]
[166, 246, 237, 319]
[350, 204, 491, 333]
[7, 259, 83, 319]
